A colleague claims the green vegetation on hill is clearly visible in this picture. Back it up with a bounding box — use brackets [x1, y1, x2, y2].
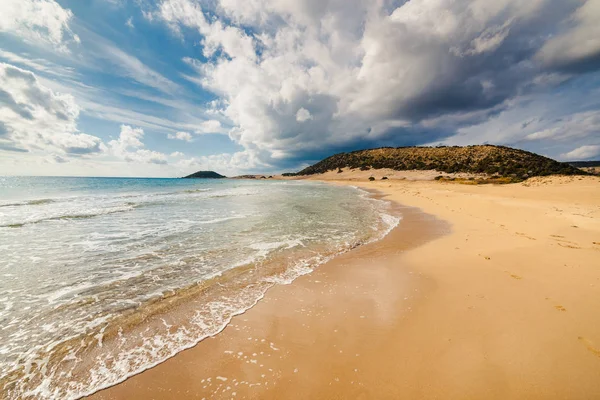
[182, 170, 226, 179]
[293, 145, 585, 181]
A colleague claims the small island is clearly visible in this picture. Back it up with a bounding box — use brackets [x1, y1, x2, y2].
[182, 170, 226, 179]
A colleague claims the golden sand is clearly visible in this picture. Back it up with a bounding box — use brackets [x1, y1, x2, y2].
[90, 173, 600, 399]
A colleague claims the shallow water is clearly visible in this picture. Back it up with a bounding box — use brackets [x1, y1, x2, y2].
[0, 176, 399, 399]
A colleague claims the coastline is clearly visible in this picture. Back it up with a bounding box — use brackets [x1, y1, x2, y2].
[89, 188, 446, 399]
[90, 175, 600, 399]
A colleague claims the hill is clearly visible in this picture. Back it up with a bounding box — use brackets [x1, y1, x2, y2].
[182, 170, 226, 179]
[294, 145, 585, 181]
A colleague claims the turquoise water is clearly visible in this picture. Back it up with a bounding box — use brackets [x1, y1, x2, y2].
[0, 177, 399, 399]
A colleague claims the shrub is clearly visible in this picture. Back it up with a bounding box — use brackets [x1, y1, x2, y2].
[381, 176, 388, 180]
[369, 176, 375, 181]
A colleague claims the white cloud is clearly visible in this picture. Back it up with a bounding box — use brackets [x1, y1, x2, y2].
[168, 131, 193, 141]
[126, 17, 135, 29]
[296, 108, 312, 122]
[155, 0, 256, 60]
[195, 119, 226, 134]
[126, 148, 168, 164]
[561, 145, 600, 161]
[0, 0, 80, 51]
[109, 124, 144, 151]
[0, 62, 103, 155]
[108, 124, 168, 164]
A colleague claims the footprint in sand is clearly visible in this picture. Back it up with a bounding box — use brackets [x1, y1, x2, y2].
[516, 232, 536, 240]
[504, 271, 522, 280]
[550, 236, 582, 249]
[578, 337, 600, 358]
[557, 242, 582, 249]
[554, 305, 567, 312]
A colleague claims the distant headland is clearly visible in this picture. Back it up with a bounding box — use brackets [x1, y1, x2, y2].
[182, 171, 226, 179]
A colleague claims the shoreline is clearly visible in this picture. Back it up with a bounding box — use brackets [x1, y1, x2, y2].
[92, 175, 600, 399]
[0, 181, 398, 400]
[89, 187, 447, 399]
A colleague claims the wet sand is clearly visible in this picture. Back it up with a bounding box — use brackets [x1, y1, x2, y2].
[90, 175, 600, 399]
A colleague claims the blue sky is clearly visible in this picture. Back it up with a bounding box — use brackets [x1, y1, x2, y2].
[1, 0, 600, 177]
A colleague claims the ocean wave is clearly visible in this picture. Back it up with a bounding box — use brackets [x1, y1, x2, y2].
[0, 206, 136, 228]
[0, 188, 259, 220]
[0, 198, 56, 208]
[198, 215, 249, 224]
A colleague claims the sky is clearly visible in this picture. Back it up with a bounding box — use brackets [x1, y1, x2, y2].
[0, 0, 600, 177]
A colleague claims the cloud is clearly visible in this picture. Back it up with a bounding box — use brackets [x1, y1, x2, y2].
[126, 17, 135, 29]
[560, 144, 600, 161]
[108, 124, 168, 164]
[457, 19, 514, 56]
[48, 154, 68, 163]
[195, 119, 226, 134]
[109, 124, 144, 151]
[0, 0, 80, 51]
[168, 131, 193, 141]
[536, 0, 600, 73]
[148, 0, 596, 169]
[0, 63, 239, 174]
[0, 62, 103, 156]
[98, 42, 180, 94]
[296, 108, 312, 122]
[524, 110, 600, 142]
[0, 49, 76, 79]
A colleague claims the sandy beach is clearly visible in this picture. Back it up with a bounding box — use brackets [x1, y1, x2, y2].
[90, 173, 600, 400]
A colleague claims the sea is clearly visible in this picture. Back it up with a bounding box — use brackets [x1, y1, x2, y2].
[0, 176, 399, 399]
